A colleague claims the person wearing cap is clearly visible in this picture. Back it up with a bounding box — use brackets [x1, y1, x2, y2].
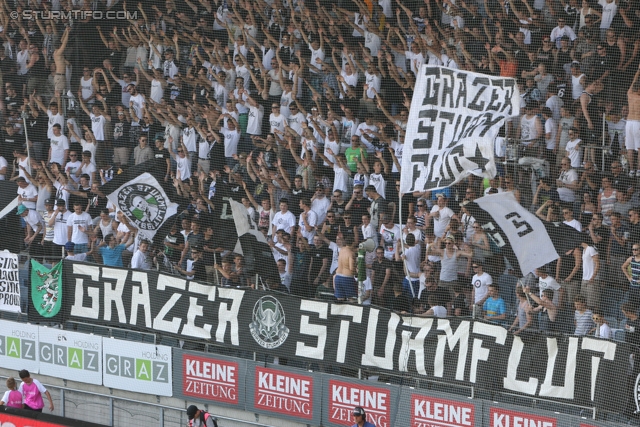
[177, 245, 208, 282]
[351, 406, 374, 427]
[17, 204, 45, 255]
[186, 405, 217, 427]
[65, 238, 96, 262]
[17, 369, 53, 412]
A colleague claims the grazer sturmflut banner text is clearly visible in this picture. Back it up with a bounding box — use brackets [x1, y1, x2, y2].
[29, 260, 629, 411]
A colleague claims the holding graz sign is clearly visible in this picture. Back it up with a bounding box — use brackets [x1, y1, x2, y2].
[400, 66, 520, 193]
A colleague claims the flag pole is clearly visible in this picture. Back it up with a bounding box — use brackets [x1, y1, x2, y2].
[398, 193, 414, 299]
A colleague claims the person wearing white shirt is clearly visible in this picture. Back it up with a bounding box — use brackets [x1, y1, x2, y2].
[562, 207, 582, 231]
[355, 117, 379, 152]
[311, 184, 331, 225]
[130, 240, 153, 270]
[245, 94, 264, 137]
[269, 103, 288, 141]
[550, 18, 577, 48]
[48, 124, 69, 167]
[65, 150, 82, 184]
[162, 49, 179, 79]
[16, 178, 38, 210]
[599, 0, 617, 37]
[286, 103, 306, 135]
[66, 201, 92, 253]
[298, 198, 318, 243]
[215, 114, 241, 167]
[430, 194, 454, 238]
[272, 199, 297, 236]
[0, 155, 7, 180]
[81, 102, 110, 142]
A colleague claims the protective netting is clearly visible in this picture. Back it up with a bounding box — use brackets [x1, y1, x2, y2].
[2, 0, 640, 425]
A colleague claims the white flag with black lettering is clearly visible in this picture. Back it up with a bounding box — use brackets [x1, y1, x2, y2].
[400, 66, 519, 193]
[467, 192, 559, 275]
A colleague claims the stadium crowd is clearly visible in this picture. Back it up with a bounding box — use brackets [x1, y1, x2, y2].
[4, 0, 640, 338]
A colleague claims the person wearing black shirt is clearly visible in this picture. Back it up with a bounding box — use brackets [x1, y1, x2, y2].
[175, 245, 208, 282]
[388, 282, 411, 313]
[66, 174, 91, 210]
[163, 222, 185, 264]
[418, 280, 453, 313]
[370, 246, 393, 306]
[288, 175, 312, 218]
[345, 185, 370, 227]
[154, 138, 172, 182]
[308, 235, 332, 296]
[2, 124, 26, 159]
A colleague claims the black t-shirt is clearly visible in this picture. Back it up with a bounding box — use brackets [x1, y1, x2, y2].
[347, 197, 370, 227]
[289, 187, 312, 218]
[309, 244, 332, 278]
[87, 193, 108, 218]
[190, 258, 208, 283]
[113, 120, 131, 147]
[164, 231, 185, 263]
[388, 294, 411, 313]
[69, 187, 90, 211]
[1, 131, 25, 158]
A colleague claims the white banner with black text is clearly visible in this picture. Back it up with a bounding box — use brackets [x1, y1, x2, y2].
[400, 66, 519, 193]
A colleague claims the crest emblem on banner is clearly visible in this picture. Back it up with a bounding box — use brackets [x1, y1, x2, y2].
[31, 260, 62, 317]
[118, 186, 166, 230]
[249, 296, 289, 349]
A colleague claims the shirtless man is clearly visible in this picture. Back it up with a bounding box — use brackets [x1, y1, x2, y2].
[53, 27, 70, 96]
[334, 234, 357, 300]
[626, 65, 640, 177]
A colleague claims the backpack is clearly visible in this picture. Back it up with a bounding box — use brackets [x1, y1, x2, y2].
[6, 390, 22, 408]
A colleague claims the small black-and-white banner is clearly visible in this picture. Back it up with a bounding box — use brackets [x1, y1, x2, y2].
[0, 250, 20, 312]
[400, 66, 520, 193]
[473, 192, 558, 275]
[105, 172, 179, 241]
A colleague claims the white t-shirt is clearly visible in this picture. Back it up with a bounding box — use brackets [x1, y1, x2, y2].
[582, 245, 599, 281]
[221, 127, 240, 157]
[150, 79, 164, 103]
[0, 155, 7, 179]
[566, 138, 582, 168]
[17, 184, 38, 210]
[67, 211, 92, 244]
[538, 275, 562, 306]
[380, 223, 401, 259]
[246, 104, 264, 136]
[431, 206, 454, 238]
[269, 113, 287, 138]
[472, 272, 492, 303]
[311, 196, 330, 224]
[131, 249, 152, 269]
[298, 209, 318, 242]
[24, 209, 44, 234]
[182, 126, 197, 152]
[89, 113, 106, 141]
[47, 110, 64, 139]
[129, 93, 145, 121]
[65, 160, 82, 183]
[80, 77, 94, 101]
[175, 155, 191, 182]
[49, 134, 69, 165]
[272, 211, 296, 233]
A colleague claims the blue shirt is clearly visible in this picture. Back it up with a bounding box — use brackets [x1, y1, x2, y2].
[99, 244, 126, 267]
[483, 297, 506, 318]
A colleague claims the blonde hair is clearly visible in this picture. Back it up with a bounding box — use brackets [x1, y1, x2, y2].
[6, 377, 16, 390]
